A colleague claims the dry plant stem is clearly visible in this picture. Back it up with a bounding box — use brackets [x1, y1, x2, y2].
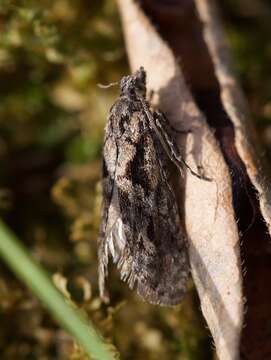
[195, 0, 271, 227]
[117, 1, 243, 360]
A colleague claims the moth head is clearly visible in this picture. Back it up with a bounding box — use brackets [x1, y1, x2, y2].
[120, 67, 146, 98]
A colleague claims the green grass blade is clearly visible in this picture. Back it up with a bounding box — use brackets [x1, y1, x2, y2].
[0, 219, 115, 360]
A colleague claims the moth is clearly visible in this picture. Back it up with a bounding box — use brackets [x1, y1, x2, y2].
[98, 67, 202, 305]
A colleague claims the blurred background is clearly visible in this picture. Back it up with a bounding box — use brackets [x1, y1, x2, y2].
[0, 0, 270, 359]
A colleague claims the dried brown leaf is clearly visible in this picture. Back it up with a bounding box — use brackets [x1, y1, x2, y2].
[195, 1, 271, 358]
[117, 1, 244, 359]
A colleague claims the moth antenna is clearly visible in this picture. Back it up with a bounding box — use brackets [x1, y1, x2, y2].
[97, 81, 119, 89]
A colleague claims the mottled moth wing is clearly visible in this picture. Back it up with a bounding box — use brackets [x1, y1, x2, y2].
[98, 68, 189, 305]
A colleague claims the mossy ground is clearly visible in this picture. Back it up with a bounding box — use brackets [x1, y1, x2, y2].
[0, 1, 269, 358]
